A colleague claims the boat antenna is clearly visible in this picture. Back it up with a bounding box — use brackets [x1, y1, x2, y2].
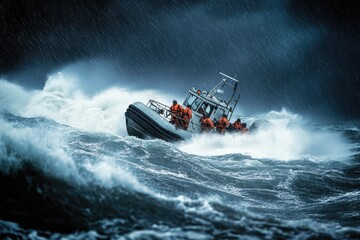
[218, 72, 239, 107]
[208, 72, 239, 99]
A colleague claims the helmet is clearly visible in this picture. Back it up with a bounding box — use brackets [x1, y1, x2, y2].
[187, 104, 191, 108]
[237, 118, 241, 122]
[173, 100, 177, 104]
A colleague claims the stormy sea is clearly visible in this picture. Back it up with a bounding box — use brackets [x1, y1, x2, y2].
[0, 73, 359, 240]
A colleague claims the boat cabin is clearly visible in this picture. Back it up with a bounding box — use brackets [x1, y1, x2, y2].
[182, 89, 227, 130]
[146, 72, 240, 134]
[182, 72, 240, 132]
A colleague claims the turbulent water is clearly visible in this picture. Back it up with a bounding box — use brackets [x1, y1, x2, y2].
[1, 73, 360, 239]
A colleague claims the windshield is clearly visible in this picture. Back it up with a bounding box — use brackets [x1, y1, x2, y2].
[198, 102, 214, 117]
[183, 93, 197, 107]
[213, 107, 225, 121]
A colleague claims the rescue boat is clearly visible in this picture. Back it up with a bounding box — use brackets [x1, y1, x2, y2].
[125, 72, 242, 141]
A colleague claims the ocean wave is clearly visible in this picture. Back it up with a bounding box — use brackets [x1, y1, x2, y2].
[1, 73, 360, 239]
[0, 73, 173, 135]
[0, 118, 79, 182]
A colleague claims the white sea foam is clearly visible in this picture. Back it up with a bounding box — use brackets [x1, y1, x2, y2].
[83, 160, 151, 193]
[0, 79, 32, 114]
[0, 118, 152, 193]
[0, 71, 167, 193]
[0, 71, 173, 136]
[0, 119, 80, 181]
[178, 109, 353, 161]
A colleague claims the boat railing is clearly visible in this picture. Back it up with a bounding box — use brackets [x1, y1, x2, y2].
[147, 99, 172, 120]
[147, 99, 202, 132]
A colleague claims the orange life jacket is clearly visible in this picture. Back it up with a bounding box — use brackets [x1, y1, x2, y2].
[170, 104, 182, 115]
[182, 107, 192, 120]
[201, 117, 214, 130]
[217, 117, 229, 130]
[232, 121, 242, 130]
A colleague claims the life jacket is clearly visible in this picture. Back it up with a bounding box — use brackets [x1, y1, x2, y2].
[170, 104, 182, 115]
[217, 117, 229, 129]
[232, 121, 242, 130]
[182, 107, 192, 120]
[201, 117, 214, 129]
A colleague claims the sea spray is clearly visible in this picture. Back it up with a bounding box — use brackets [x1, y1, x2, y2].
[0, 72, 173, 135]
[0, 79, 32, 114]
[178, 109, 352, 161]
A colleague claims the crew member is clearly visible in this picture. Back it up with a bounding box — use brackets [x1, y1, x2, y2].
[216, 114, 230, 134]
[169, 100, 183, 126]
[192, 86, 201, 95]
[241, 123, 249, 134]
[232, 118, 243, 132]
[182, 104, 192, 130]
[198, 105, 206, 116]
[200, 114, 215, 132]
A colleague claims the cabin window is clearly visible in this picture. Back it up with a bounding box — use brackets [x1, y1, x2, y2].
[213, 108, 225, 121]
[191, 97, 203, 111]
[198, 102, 214, 116]
[183, 93, 197, 107]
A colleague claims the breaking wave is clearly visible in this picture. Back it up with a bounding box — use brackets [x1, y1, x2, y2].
[1, 72, 173, 135]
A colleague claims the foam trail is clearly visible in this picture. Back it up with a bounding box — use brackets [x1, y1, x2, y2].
[178, 109, 352, 161]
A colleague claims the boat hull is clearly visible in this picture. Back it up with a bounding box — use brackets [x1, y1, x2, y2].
[125, 102, 192, 141]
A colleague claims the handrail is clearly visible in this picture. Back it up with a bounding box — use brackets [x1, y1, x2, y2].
[147, 99, 171, 120]
[147, 99, 202, 132]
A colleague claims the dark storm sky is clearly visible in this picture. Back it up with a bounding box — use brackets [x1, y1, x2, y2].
[1, 0, 360, 120]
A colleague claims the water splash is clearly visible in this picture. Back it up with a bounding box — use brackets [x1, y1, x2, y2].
[0, 72, 173, 135]
[178, 109, 353, 161]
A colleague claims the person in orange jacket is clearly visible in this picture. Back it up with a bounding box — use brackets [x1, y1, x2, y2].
[200, 114, 215, 132]
[216, 114, 230, 134]
[232, 118, 243, 132]
[181, 104, 192, 130]
[169, 100, 183, 126]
